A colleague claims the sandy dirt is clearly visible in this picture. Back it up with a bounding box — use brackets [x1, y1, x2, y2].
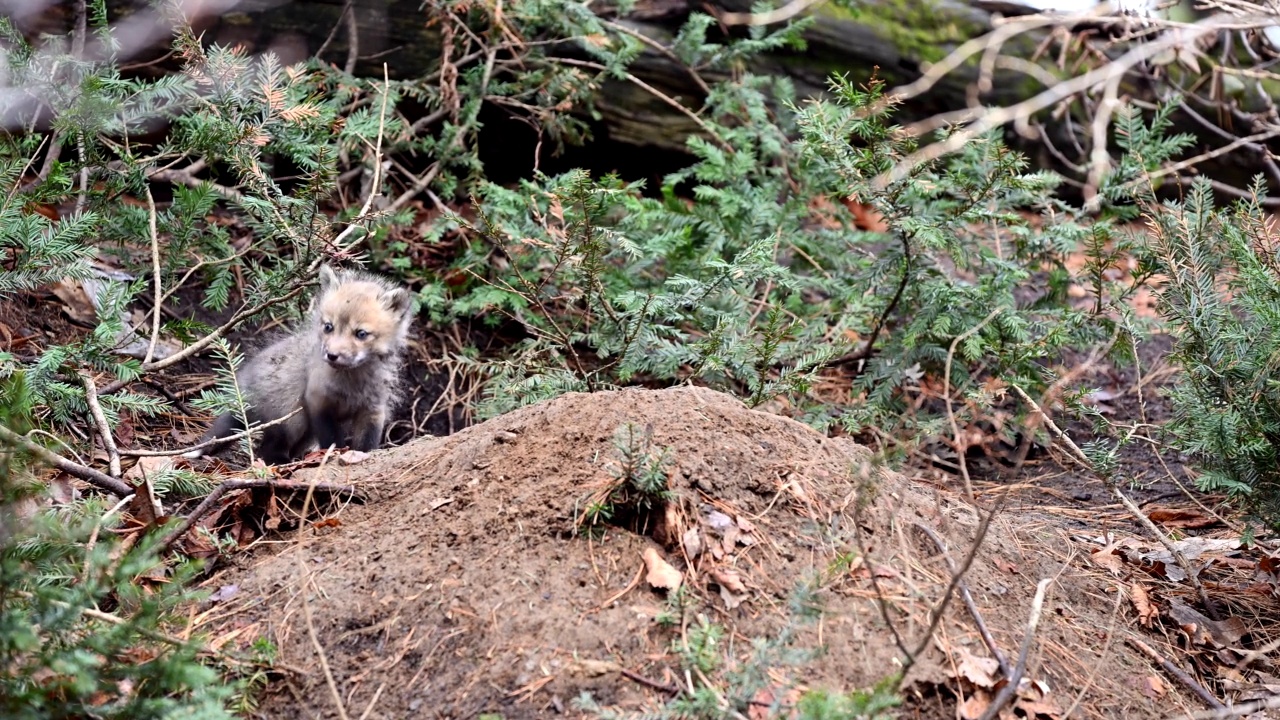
[209, 386, 1196, 719]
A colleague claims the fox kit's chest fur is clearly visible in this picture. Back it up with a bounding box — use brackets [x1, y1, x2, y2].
[299, 266, 415, 457]
[189, 265, 415, 465]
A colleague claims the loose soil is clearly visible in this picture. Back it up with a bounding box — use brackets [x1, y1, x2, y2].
[210, 386, 1197, 719]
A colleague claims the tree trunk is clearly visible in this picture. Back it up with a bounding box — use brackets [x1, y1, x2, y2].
[197, 0, 1036, 153]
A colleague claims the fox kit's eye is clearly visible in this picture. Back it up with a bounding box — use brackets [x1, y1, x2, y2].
[355, 329, 369, 340]
[323, 322, 334, 333]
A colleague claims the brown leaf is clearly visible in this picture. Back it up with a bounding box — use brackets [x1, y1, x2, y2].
[708, 566, 747, 595]
[1166, 598, 1245, 647]
[1090, 546, 1125, 575]
[643, 548, 682, 591]
[954, 647, 1000, 689]
[1146, 507, 1219, 530]
[47, 472, 79, 505]
[1131, 583, 1157, 627]
[312, 518, 342, 529]
[1139, 674, 1166, 699]
[994, 556, 1020, 575]
[1143, 537, 1241, 582]
[124, 456, 174, 485]
[958, 690, 992, 720]
[264, 494, 282, 531]
[721, 524, 741, 555]
[47, 278, 97, 325]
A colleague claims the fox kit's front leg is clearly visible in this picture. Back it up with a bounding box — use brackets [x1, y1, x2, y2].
[349, 411, 386, 452]
[308, 403, 344, 452]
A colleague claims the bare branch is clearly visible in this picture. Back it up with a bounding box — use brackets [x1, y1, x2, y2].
[79, 370, 121, 478]
[0, 423, 133, 497]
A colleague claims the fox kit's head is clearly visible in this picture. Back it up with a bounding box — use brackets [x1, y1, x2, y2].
[315, 265, 415, 370]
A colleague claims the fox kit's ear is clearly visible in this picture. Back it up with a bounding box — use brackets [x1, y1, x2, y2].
[318, 265, 339, 294]
[381, 287, 414, 319]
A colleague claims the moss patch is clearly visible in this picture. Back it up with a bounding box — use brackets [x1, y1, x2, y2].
[815, 0, 987, 65]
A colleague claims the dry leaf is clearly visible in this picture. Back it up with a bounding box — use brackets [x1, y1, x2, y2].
[1139, 674, 1166, 699]
[1167, 598, 1246, 647]
[722, 524, 741, 554]
[47, 472, 79, 505]
[719, 585, 745, 610]
[1090, 546, 1125, 575]
[959, 690, 993, 720]
[643, 548, 682, 591]
[682, 527, 703, 559]
[312, 518, 342, 529]
[48, 278, 98, 324]
[1143, 537, 1241, 582]
[954, 647, 1000, 689]
[1145, 508, 1218, 529]
[338, 450, 370, 465]
[1131, 583, 1157, 627]
[706, 509, 734, 533]
[708, 566, 747, 595]
[124, 456, 174, 484]
[994, 556, 1020, 574]
[208, 584, 240, 603]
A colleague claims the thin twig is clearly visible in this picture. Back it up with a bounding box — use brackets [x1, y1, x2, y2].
[79, 370, 121, 478]
[1129, 636, 1225, 711]
[619, 668, 680, 695]
[97, 284, 308, 396]
[912, 521, 1011, 677]
[874, 13, 1276, 190]
[905, 499, 1004, 666]
[831, 229, 912, 369]
[81, 493, 135, 579]
[550, 57, 733, 152]
[715, 0, 827, 25]
[344, 1, 359, 75]
[0, 423, 133, 497]
[976, 577, 1053, 720]
[1061, 586, 1122, 718]
[328, 64, 391, 256]
[124, 407, 303, 457]
[143, 185, 163, 366]
[1009, 383, 1221, 619]
[944, 306, 1007, 502]
[158, 475, 360, 552]
[356, 682, 387, 720]
[148, 165, 243, 202]
[1180, 694, 1280, 719]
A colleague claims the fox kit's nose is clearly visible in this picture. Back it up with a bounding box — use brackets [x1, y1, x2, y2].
[326, 351, 340, 362]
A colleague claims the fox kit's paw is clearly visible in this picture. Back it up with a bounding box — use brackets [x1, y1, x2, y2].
[181, 448, 205, 460]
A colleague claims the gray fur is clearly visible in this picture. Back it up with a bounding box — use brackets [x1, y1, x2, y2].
[185, 266, 415, 464]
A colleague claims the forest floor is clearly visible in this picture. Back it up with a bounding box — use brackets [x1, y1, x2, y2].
[8, 219, 1280, 719]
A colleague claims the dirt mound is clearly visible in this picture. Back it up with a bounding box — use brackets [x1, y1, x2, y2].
[215, 387, 1180, 718]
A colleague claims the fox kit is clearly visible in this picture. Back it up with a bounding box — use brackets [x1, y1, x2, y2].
[186, 265, 415, 465]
